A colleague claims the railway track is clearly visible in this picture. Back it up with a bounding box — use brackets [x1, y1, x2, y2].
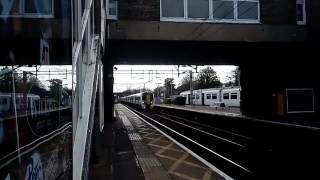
[123, 104, 320, 180]
[124, 105, 262, 179]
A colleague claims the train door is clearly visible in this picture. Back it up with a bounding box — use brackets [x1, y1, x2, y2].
[187, 94, 190, 105]
[192, 95, 196, 105]
[202, 93, 205, 105]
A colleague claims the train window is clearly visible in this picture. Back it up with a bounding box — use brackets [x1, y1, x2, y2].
[196, 95, 200, 99]
[24, 0, 53, 16]
[223, 93, 229, 99]
[286, 88, 314, 113]
[231, 93, 237, 99]
[82, 0, 86, 15]
[107, 0, 118, 19]
[212, 94, 217, 99]
[3, 98, 7, 104]
[296, 0, 306, 25]
[206, 94, 211, 99]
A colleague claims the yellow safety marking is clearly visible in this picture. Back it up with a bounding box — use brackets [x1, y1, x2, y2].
[170, 171, 200, 180]
[168, 153, 189, 172]
[118, 104, 220, 179]
[148, 144, 182, 153]
[140, 131, 158, 137]
[148, 136, 164, 145]
[156, 142, 174, 155]
[168, 153, 208, 180]
[156, 153, 208, 170]
[202, 171, 212, 180]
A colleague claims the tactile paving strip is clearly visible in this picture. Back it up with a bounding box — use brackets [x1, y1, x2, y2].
[116, 105, 172, 180]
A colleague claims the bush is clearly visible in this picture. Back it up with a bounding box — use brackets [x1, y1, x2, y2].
[173, 96, 186, 105]
[164, 98, 173, 104]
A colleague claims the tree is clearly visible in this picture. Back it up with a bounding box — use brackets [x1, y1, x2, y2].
[0, 67, 49, 98]
[176, 73, 199, 94]
[0, 67, 24, 92]
[197, 67, 222, 89]
[153, 86, 164, 97]
[49, 79, 63, 106]
[225, 67, 240, 87]
[0, 67, 15, 92]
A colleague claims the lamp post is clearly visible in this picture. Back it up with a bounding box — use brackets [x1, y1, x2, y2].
[180, 65, 197, 105]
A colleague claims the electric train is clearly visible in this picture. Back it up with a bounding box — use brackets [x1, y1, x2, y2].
[121, 92, 154, 109]
[180, 87, 241, 107]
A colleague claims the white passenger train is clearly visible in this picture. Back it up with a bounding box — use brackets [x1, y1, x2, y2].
[0, 93, 40, 115]
[180, 87, 241, 107]
[121, 92, 154, 109]
[0, 93, 60, 116]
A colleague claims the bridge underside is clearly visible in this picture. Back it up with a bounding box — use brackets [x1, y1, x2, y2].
[107, 40, 316, 65]
[104, 40, 319, 123]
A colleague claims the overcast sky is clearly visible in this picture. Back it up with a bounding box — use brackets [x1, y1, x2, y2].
[1, 65, 237, 93]
[113, 65, 237, 92]
[0, 66, 74, 90]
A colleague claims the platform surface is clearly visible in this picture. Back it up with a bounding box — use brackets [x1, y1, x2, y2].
[115, 104, 227, 180]
[154, 104, 241, 117]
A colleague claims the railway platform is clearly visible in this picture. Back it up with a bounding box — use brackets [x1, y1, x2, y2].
[111, 103, 229, 180]
[153, 104, 241, 117]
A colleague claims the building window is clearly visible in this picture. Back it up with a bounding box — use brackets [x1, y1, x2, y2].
[161, 0, 184, 18]
[212, 0, 234, 19]
[237, 0, 259, 20]
[296, 0, 306, 25]
[223, 93, 229, 99]
[206, 94, 211, 99]
[161, 0, 260, 23]
[286, 88, 314, 113]
[231, 93, 237, 99]
[107, 0, 118, 19]
[188, 0, 209, 18]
